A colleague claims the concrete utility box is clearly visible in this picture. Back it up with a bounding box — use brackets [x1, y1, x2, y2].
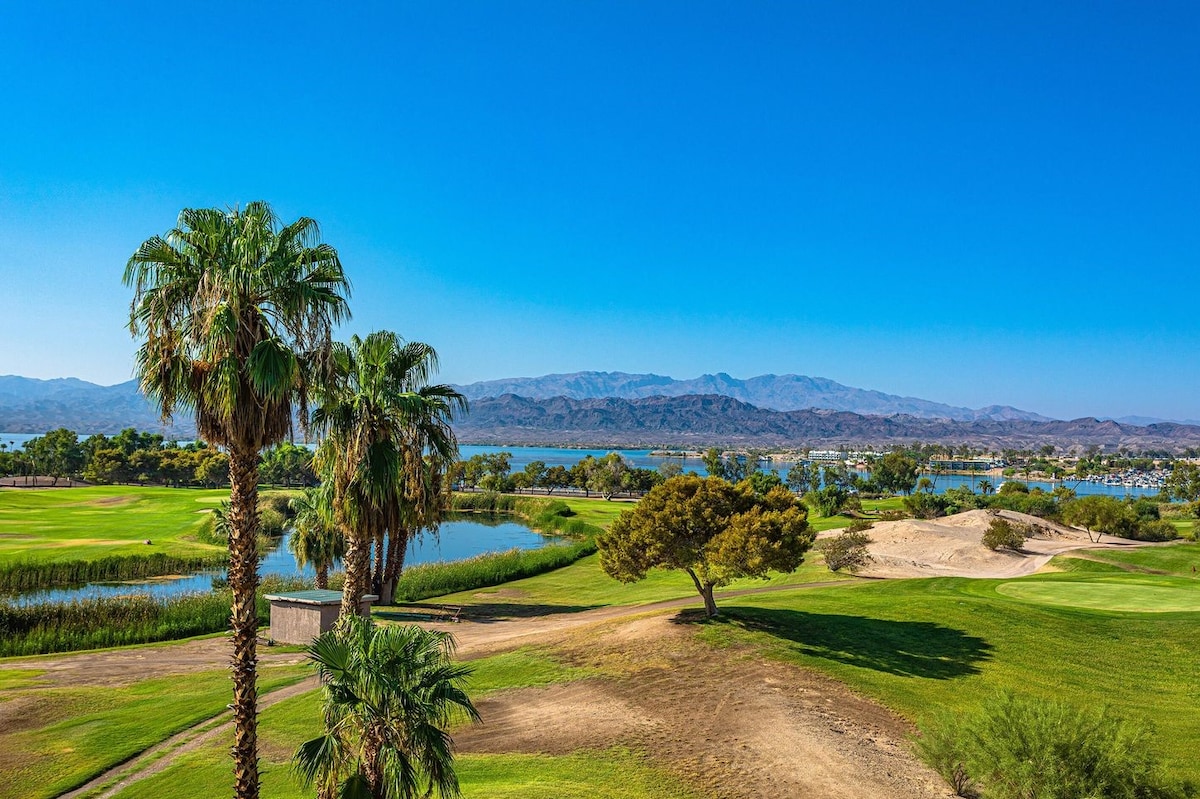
[264, 589, 378, 645]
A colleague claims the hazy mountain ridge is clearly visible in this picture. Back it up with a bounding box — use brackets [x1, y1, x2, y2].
[0, 376, 195, 436]
[454, 394, 1200, 451]
[453, 371, 1053, 422]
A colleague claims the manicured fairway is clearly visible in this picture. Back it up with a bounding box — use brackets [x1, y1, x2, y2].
[1064, 541, 1200, 577]
[702, 573, 1200, 782]
[996, 576, 1200, 612]
[0, 486, 228, 565]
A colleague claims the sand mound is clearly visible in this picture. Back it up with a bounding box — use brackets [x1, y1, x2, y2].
[827, 509, 1145, 579]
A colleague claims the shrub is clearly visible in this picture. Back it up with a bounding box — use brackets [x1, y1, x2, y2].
[1133, 519, 1179, 542]
[904, 491, 950, 519]
[916, 692, 1191, 799]
[821, 529, 873, 573]
[877, 509, 908, 521]
[982, 516, 1027, 551]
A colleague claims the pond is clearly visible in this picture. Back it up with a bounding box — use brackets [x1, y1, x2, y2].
[9, 514, 558, 606]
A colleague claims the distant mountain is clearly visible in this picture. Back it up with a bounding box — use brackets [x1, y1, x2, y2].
[1107, 415, 1200, 427]
[454, 371, 1052, 422]
[0, 376, 195, 436]
[453, 394, 1200, 451]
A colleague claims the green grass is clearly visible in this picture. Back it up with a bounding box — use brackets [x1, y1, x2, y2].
[0, 486, 229, 565]
[111, 648, 697, 799]
[695, 572, 1200, 783]
[0, 665, 309, 799]
[806, 496, 908, 532]
[995, 575, 1200, 612]
[1058, 541, 1200, 577]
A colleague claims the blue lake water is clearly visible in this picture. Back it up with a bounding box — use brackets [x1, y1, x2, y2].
[8, 515, 558, 606]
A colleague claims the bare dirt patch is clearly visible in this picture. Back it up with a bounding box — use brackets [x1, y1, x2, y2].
[455, 614, 952, 799]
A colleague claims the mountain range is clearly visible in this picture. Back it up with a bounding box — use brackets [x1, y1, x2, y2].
[452, 371, 1053, 422]
[2, 372, 1198, 450]
[453, 394, 1200, 451]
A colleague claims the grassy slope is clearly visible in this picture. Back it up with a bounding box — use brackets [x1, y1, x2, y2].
[0, 664, 309, 799]
[0, 486, 228, 565]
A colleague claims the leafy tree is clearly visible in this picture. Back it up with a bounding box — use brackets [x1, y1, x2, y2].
[873, 452, 920, 495]
[785, 462, 814, 494]
[658, 460, 684, 480]
[744, 469, 784, 497]
[570, 456, 596, 497]
[543, 464, 571, 494]
[126, 201, 349, 799]
[587, 452, 630, 499]
[1062, 495, 1134, 543]
[598, 476, 813, 617]
[977, 479, 993, 496]
[1165, 462, 1200, 502]
[809, 485, 850, 517]
[523, 460, 547, 492]
[294, 616, 479, 799]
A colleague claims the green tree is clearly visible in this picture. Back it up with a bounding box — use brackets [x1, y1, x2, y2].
[873, 452, 920, 495]
[588, 452, 629, 500]
[1062, 495, 1136, 543]
[543, 464, 571, 494]
[126, 201, 349, 799]
[1165, 462, 1200, 502]
[597, 476, 813, 617]
[785, 462, 813, 494]
[294, 616, 479, 799]
[289, 487, 345, 589]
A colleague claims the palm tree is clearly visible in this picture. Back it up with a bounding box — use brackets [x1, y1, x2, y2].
[294, 615, 479, 799]
[978, 479, 993, 496]
[290, 486, 345, 589]
[312, 332, 465, 618]
[125, 202, 350, 799]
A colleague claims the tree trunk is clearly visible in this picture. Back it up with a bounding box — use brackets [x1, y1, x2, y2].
[341, 530, 372, 619]
[227, 447, 261, 799]
[700, 583, 718, 617]
[371, 530, 386, 597]
[685, 568, 719, 617]
[316, 562, 329, 590]
[379, 528, 408, 606]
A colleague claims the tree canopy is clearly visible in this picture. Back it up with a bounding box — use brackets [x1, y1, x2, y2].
[597, 475, 814, 617]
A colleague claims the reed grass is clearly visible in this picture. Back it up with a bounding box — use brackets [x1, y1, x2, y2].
[0, 575, 310, 656]
[0, 552, 227, 592]
[392, 539, 597, 602]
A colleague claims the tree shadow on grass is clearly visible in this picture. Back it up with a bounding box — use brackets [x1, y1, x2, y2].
[711, 606, 993, 680]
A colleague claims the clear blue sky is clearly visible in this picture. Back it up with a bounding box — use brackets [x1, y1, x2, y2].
[0, 1, 1196, 421]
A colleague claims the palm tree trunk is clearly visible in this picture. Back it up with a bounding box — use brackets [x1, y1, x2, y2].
[227, 447, 261, 799]
[316, 562, 329, 590]
[371, 529, 385, 596]
[380, 527, 408, 605]
[341, 530, 371, 619]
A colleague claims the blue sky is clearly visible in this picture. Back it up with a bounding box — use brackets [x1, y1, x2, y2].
[0, 1, 1197, 421]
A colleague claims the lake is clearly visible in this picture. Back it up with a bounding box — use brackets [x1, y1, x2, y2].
[8, 514, 558, 606]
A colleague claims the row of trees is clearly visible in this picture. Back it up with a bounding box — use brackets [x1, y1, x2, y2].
[454, 451, 664, 499]
[0, 429, 315, 489]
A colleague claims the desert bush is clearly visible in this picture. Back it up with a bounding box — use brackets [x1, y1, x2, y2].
[982, 516, 1027, 551]
[821, 529, 873, 573]
[904, 491, 950, 519]
[877, 509, 908, 521]
[916, 692, 1192, 799]
[1132, 519, 1180, 542]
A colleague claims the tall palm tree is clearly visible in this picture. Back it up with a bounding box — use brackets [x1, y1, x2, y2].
[312, 332, 465, 618]
[125, 202, 350, 799]
[290, 486, 345, 589]
[294, 615, 479, 799]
